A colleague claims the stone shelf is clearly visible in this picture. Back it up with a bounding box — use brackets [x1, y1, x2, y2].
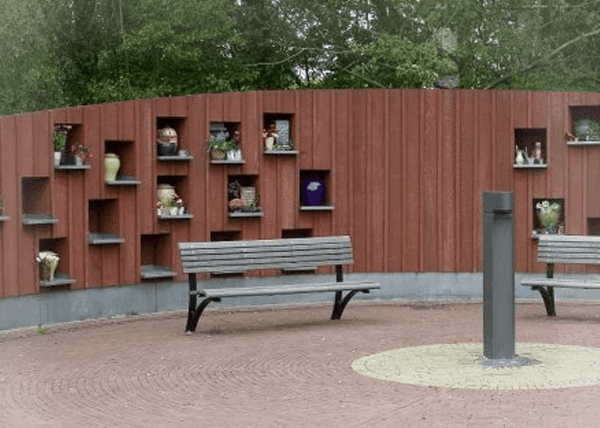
[22, 214, 59, 226]
[55, 164, 91, 171]
[105, 178, 141, 186]
[264, 149, 298, 155]
[157, 213, 194, 220]
[40, 274, 76, 288]
[513, 164, 547, 169]
[300, 205, 334, 211]
[88, 233, 124, 245]
[140, 265, 177, 279]
[228, 211, 264, 218]
[157, 155, 193, 161]
[210, 159, 245, 165]
[567, 140, 600, 146]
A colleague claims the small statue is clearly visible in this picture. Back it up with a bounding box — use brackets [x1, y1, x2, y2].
[515, 145, 525, 165]
[263, 123, 279, 151]
[534, 142, 542, 161]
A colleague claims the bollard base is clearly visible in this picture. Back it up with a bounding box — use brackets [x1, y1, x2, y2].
[478, 355, 539, 369]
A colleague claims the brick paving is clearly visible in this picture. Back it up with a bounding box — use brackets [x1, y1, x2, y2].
[2, 300, 600, 427]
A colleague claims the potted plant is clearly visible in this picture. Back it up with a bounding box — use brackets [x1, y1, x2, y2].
[37, 251, 60, 281]
[574, 119, 600, 141]
[70, 144, 93, 166]
[207, 132, 230, 160]
[53, 125, 70, 166]
[536, 200, 562, 234]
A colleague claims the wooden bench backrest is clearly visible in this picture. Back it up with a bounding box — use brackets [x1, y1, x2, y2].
[537, 235, 600, 265]
[179, 236, 354, 274]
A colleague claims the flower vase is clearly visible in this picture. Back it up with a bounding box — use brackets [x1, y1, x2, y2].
[54, 151, 62, 167]
[538, 211, 560, 233]
[105, 153, 120, 181]
[265, 137, 275, 151]
[75, 155, 84, 166]
[302, 179, 325, 206]
[41, 264, 56, 281]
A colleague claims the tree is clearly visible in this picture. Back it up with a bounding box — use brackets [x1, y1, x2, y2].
[0, 0, 63, 115]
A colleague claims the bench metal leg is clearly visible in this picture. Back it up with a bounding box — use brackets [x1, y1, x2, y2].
[532, 286, 556, 316]
[331, 289, 370, 320]
[186, 297, 222, 333]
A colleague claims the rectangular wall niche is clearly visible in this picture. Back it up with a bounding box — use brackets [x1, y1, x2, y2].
[53, 123, 83, 165]
[263, 114, 294, 151]
[22, 177, 57, 225]
[514, 128, 547, 166]
[157, 116, 188, 156]
[140, 233, 176, 279]
[532, 198, 565, 235]
[105, 140, 139, 183]
[300, 170, 333, 210]
[88, 199, 123, 244]
[588, 218, 600, 236]
[569, 106, 600, 141]
[38, 238, 74, 288]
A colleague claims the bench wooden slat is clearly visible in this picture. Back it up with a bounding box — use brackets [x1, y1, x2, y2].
[538, 256, 600, 264]
[521, 277, 600, 289]
[180, 249, 353, 264]
[193, 281, 379, 298]
[537, 235, 600, 243]
[182, 255, 354, 273]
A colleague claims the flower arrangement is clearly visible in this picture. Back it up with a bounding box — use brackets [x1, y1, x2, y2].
[53, 125, 71, 152]
[207, 132, 239, 151]
[70, 144, 93, 164]
[37, 251, 60, 281]
[536, 200, 562, 234]
[157, 193, 187, 216]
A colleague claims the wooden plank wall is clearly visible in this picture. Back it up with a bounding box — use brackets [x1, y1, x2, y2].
[2, 88, 600, 297]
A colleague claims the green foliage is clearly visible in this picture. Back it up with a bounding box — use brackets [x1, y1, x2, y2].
[0, 0, 64, 115]
[341, 33, 454, 88]
[4, 0, 600, 115]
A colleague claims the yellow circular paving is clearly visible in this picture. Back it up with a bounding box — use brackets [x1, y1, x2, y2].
[352, 343, 600, 390]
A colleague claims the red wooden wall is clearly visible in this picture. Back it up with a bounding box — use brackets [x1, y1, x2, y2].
[1, 88, 599, 297]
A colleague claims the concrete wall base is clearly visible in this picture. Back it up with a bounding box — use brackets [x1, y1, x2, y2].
[2, 272, 600, 331]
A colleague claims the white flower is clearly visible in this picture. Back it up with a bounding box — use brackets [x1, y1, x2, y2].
[536, 200, 560, 215]
[307, 182, 321, 191]
[37, 251, 60, 267]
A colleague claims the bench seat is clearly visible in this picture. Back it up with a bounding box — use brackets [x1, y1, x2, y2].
[194, 281, 380, 298]
[521, 277, 600, 289]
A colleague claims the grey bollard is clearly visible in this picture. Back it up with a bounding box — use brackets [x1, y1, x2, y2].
[482, 191, 515, 360]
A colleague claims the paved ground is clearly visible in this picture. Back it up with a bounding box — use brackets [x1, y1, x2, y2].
[2, 300, 600, 427]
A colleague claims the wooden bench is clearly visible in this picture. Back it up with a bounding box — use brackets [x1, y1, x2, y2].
[179, 235, 380, 332]
[520, 234, 600, 316]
